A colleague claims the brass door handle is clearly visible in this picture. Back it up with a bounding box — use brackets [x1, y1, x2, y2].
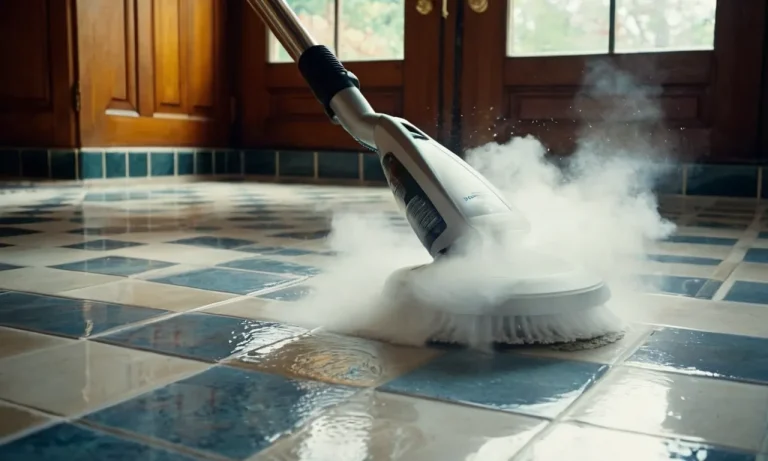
[416, 0, 449, 18]
[467, 0, 488, 13]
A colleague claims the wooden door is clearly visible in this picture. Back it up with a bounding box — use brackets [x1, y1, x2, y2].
[237, 0, 444, 150]
[458, 0, 767, 162]
[0, 0, 77, 147]
[76, 0, 231, 147]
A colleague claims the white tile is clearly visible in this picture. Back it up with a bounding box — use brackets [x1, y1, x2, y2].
[0, 246, 94, 267]
[107, 243, 252, 265]
[0, 267, 120, 294]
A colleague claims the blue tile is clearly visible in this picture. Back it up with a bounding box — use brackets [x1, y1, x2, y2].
[51, 256, 175, 276]
[84, 366, 357, 460]
[243, 150, 276, 176]
[258, 285, 314, 302]
[177, 151, 194, 175]
[640, 274, 718, 299]
[743, 248, 768, 263]
[0, 291, 167, 338]
[0, 262, 21, 271]
[239, 246, 317, 257]
[653, 165, 684, 195]
[664, 235, 738, 246]
[317, 151, 359, 179]
[646, 254, 722, 266]
[687, 221, 747, 230]
[20, 149, 49, 178]
[226, 150, 242, 174]
[62, 239, 144, 251]
[128, 152, 148, 177]
[50, 150, 77, 180]
[380, 350, 607, 418]
[67, 227, 119, 236]
[148, 267, 297, 295]
[228, 216, 279, 222]
[240, 223, 296, 230]
[84, 191, 152, 202]
[100, 312, 306, 361]
[150, 152, 175, 176]
[0, 149, 20, 177]
[195, 151, 213, 175]
[0, 227, 40, 238]
[687, 164, 758, 198]
[724, 280, 768, 305]
[79, 151, 104, 179]
[278, 150, 315, 177]
[168, 236, 254, 250]
[219, 258, 320, 277]
[363, 152, 385, 182]
[105, 152, 127, 178]
[214, 150, 227, 174]
[516, 423, 756, 461]
[627, 327, 768, 385]
[0, 423, 198, 461]
[271, 230, 330, 240]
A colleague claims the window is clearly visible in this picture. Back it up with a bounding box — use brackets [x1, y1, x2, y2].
[268, 0, 405, 63]
[507, 0, 717, 57]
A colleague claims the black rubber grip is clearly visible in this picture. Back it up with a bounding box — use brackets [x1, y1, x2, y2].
[297, 45, 360, 121]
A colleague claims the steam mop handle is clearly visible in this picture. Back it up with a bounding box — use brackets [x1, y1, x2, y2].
[245, 0, 361, 123]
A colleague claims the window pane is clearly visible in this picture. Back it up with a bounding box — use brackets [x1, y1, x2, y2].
[615, 0, 716, 53]
[268, 0, 335, 63]
[507, 0, 611, 57]
[338, 0, 404, 61]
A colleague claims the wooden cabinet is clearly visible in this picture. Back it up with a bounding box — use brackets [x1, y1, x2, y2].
[76, 0, 231, 147]
[0, 0, 77, 147]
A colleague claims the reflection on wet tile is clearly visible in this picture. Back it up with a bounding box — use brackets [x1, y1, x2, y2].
[627, 328, 768, 385]
[724, 280, 768, 305]
[239, 246, 317, 257]
[0, 402, 52, 440]
[566, 367, 768, 452]
[51, 256, 176, 276]
[379, 350, 608, 418]
[100, 312, 307, 362]
[0, 423, 200, 461]
[230, 332, 441, 387]
[0, 326, 74, 360]
[0, 341, 207, 416]
[513, 423, 755, 461]
[640, 274, 721, 299]
[257, 285, 314, 302]
[168, 236, 255, 250]
[257, 391, 546, 461]
[219, 258, 320, 277]
[149, 267, 298, 295]
[63, 239, 144, 251]
[83, 365, 359, 460]
[0, 291, 167, 338]
[646, 254, 722, 266]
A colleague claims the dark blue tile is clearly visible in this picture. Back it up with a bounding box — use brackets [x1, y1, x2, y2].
[0, 216, 56, 225]
[67, 227, 120, 236]
[83, 366, 358, 460]
[243, 150, 276, 176]
[20, 149, 49, 178]
[363, 152, 385, 182]
[196, 151, 213, 175]
[168, 235, 254, 250]
[379, 350, 607, 418]
[278, 150, 315, 177]
[84, 191, 152, 202]
[148, 267, 297, 295]
[128, 152, 149, 177]
[219, 258, 320, 277]
[258, 285, 314, 302]
[646, 254, 722, 266]
[664, 235, 738, 246]
[0, 423, 198, 461]
[724, 280, 768, 305]
[100, 312, 306, 361]
[0, 149, 20, 177]
[79, 151, 104, 179]
[686, 164, 758, 198]
[0, 291, 167, 338]
[51, 256, 175, 276]
[63, 239, 144, 251]
[698, 212, 754, 219]
[214, 150, 227, 174]
[105, 152, 127, 178]
[150, 152, 175, 176]
[177, 151, 194, 175]
[743, 248, 768, 263]
[317, 151, 359, 179]
[0, 227, 40, 238]
[653, 165, 684, 195]
[627, 327, 768, 385]
[228, 216, 279, 222]
[239, 246, 317, 257]
[240, 223, 296, 230]
[0, 242, 13, 248]
[640, 274, 718, 299]
[50, 150, 77, 180]
[0, 262, 21, 271]
[687, 221, 747, 230]
[516, 423, 756, 461]
[272, 230, 330, 240]
[226, 150, 242, 174]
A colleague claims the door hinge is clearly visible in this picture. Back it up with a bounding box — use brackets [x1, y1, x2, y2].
[72, 81, 81, 113]
[229, 96, 237, 124]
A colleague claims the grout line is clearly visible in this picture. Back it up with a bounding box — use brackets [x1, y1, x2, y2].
[358, 152, 364, 181]
[681, 164, 688, 196]
[275, 151, 280, 178]
[313, 151, 319, 179]
[46, 149, 52, 180]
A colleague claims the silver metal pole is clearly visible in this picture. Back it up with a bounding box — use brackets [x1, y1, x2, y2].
[244, 0, 317, 61]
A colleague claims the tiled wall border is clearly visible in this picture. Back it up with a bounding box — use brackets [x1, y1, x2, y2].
[0, 147, 767, 198]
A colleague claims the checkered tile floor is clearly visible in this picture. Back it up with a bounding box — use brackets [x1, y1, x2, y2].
[0, 183, 767, 460]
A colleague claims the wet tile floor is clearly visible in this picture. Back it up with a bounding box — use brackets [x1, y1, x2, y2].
[0, 183, 767, 460]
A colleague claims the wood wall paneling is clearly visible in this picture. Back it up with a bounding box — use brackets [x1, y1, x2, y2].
[0, 0, 76, 147]
[77, 0, 229, 147]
